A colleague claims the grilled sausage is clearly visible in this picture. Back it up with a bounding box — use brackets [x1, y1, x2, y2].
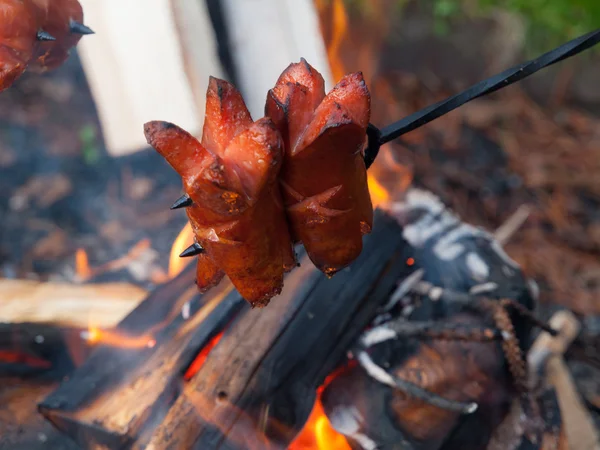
[145, 77, 295, 306]
[266, 59, 373, 276]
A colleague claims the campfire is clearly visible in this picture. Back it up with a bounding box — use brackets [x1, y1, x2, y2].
[2, 1, 600, 450]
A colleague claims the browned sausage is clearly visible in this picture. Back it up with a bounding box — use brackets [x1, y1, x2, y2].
[0, 0, 91, 92]
[30, 0, 87, 71]
[0, 0, 39, 91]
[266, 59, 373, 276]
[145, 77, 295, 306]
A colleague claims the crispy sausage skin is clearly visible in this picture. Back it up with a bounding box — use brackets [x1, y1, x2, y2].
[0, 0, 39, 91]
[265, 59, 373, 276]
[145, 77, 295, 307]
[0, 0, 88, 91]
[30, 0, 86, 71]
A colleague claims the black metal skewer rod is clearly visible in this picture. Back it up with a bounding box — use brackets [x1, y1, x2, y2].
[364, 28, 600, 169]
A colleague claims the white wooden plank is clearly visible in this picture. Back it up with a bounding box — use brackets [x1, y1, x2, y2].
[221, 0, 333, 118]
[77, 0, 222, 156]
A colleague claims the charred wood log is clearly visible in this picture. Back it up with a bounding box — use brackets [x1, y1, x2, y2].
[0, 379, 81, 450]
[40, 210, 409, 450]
[139, 211, 410, 449]
[321, 189, 551, 450]
[39, 264, 245, 450]
[0, 323, 85, 379]
[0, 280, 148, 379]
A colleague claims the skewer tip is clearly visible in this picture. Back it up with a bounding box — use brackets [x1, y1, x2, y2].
[70, 20, 95, 35]
[36, 30, 56, 41]
[170, 194, 193, 210]
[179, 243, 204, 258]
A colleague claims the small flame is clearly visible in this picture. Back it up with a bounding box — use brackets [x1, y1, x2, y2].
[290, 361, 356, 449]
[169, 222, 195, 278]
[328, 0, 349, 81]
[289, 398, 350, 450]
[368, 173, 390, 207]
[75, 248, 92, 280]
[184, 331, 224, 380]
[82, 326, 155, 349]
[74, 239, 155, 281]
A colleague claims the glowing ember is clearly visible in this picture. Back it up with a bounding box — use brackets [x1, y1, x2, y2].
[75, 248, 92, 280]
[184, 331, 224, 380]
[407, 257, 415, 266]
[82, 326, 155, 349]
[0, 351, 52, 369]
[169, 222, 194, 278]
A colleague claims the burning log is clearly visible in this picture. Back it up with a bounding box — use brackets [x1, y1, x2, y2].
[39, 264, 245, 449]
[319, 189, 555, 450]
[0, 323, 84, 378]
[40, 210, 410, 449]
[0, 279, 147, 378]
[142, 211, 409, 450]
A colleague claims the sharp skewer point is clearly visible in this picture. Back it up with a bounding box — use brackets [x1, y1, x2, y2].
[70, 20, 95, 35]
[36, 30, 56, 41]
[170, 194, 193, 210]
[179, 243, 204, 258]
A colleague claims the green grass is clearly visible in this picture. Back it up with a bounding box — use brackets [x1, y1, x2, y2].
[334, 0, 600, 54]
[79, 124, 100, 165]
[433, 0, 600, 53]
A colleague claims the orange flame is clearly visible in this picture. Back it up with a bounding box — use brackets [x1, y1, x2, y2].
[82, 326, 155, 349]
[289, 397, 350, 450]
[169, 222, 195, 278]
[367, 173, 390, 208]
[74, 239, 155, 281]
[75, 248, 92, 280]
[327, 0, 349, 81]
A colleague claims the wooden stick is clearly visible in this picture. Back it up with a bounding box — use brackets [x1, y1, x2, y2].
[528, 311, 600, 450]
[494, 205, 531, 246]
[142, 211, 410, 450]
[0, 279, 147, 328]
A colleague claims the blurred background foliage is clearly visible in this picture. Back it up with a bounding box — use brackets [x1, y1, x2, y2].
[436, 0, 600, 50]
[343, 0, 600, 54]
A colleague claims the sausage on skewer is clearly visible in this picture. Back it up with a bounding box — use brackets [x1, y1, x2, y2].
[266, 59, 373, 276]
[145, 77, 295, 307]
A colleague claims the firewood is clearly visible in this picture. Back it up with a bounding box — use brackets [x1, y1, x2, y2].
[75, 0, 223, 155]
[140, 211, 409, 450]
[39, 264, 244, 450]
[317, 189, 551, 450]
[0, 279, 147, 328]
[528, 311, 600, 450]
[0, 323, 84, 378]
[219, 0, 333, 117]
